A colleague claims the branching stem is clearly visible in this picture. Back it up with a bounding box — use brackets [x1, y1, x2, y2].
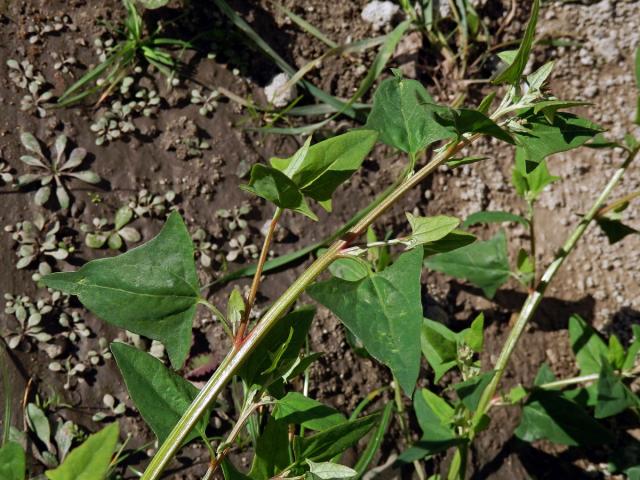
[470, 148, 638, 436]
[235, 208, 283, 345]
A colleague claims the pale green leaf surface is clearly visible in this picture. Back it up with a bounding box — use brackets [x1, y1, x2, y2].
[45, 423, 119, 480]
[0, 442, 25, 480]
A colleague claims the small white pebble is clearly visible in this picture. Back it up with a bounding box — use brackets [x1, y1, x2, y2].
[361, 1, 400, 30]
[264, 73, 296, 108]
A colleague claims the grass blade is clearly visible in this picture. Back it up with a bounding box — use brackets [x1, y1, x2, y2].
[274, 3, 337, 48]
[353, 402, 394, 477]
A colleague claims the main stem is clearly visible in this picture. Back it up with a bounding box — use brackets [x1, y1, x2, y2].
[470, 149, 637, 435]
[142, 137, 476, 480]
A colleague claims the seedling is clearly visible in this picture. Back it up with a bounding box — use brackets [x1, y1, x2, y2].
[17, 133, 100, 209]
[128, 188, 176, 218]
[20, 81, 54, 118]
[3, 294, 53, 349]
[56, 0, 189, 106]
[191, 88, 220, 117]
[5, 213, 74, 270]
[6, 59, 45, 89]
[82, 206, 141, 250]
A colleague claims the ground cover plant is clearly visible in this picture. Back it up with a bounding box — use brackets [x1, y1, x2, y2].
[1, 0, 640, 479]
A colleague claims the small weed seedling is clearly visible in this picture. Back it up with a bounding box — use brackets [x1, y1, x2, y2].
[17, 133, 100, 209]
[57, 0, 189, 107]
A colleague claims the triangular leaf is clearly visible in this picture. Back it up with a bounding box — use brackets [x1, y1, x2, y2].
[42, 212, 199, 368]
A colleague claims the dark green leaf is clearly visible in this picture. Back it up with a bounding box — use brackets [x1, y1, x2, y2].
[461, 210, 528, 228]
[493, 0, 539, 85]
[515, 390, 613, 446]
[446, 156, 488, 168]
[221, 459, 251, 480]
[249, 417, 290, 479]
[45, 423, 119, 480]
[420, 388, 455, 425]
[353, 402, 393, 478]
[42, 212, 199, 368]
[477, 92, 496, 115]
[297, 413, 380, 463]
[365, 75, 455, 154]
[137, 0, 169, 9]
[513, 112, 601, 163]
[421, 318, 458, 381]
[534, 362, 557, 386]
[426, 230, 510, 298]
[412, 388, 463, 457]
[239, 307, 315, 388]
[422, 230, 476, 257]
[453, 371, 494, 411]
[608, 335, 626, 370]
[111, 342, 209, 444]
[274, 392, 346, 431]
[438, 109, 514, 144]
[241, 164, 317, 220]
[595, 361, 638, 419]
[569, 314, 608, 376]
[405, 213, 460, 249]
[0, 442, 25, 480]
[308, 248, 423, 395]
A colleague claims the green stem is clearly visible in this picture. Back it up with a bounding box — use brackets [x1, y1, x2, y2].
[527, 200, 536, 288]
[393, 376, 426, 480]
[142, 135, 477, 480]
[470, 149, 638, 435]
[536, 373, 599, 390]
[198, 299, 232, 339]
[0, 339, 11, 446]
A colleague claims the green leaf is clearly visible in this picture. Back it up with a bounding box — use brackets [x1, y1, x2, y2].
[623, 325, 640, 372]
[249, 416, 290, 479]
[453, 371, 494, 412]
[421, 318, 458, 381]
[297, 413, 380, 463]
[352, 402, 393, 477]
[137, 0, 169, 8]
[26, 403, 52, 450]
[405, 213, 460, 249]
[241, 164, 317, 220]
[412, 388, 463, 457]
[308, 248, 423, 395]
[513, 112, 601, 163]
[516, 248, 534, 285]
[239, 307, 315, 388]
[45, 423, 119, 480]
[0, 442, 25, 480]
[608, 335, 626, 370]
[446, 156, 488, 168]
[438, 109, 514, 144]
[274, 130, 378, 207]
[306, 460, 356, 480]
[463, 313, 484, 353]
[227, 287, 245, 330]
[221, 459, 252, 480]
[110, 342, 209, 444]
[425, 230, 510, 298]
[595, 360, 638, 419]
[274, 392, 346, 431]
[365, 75, 455, 154]
[422, 230, 476, 257]
[328, 256, 370, 282]
[492, 0, 539, 85]
[420, 388, 455, 425]
[526, 61, 554, 92]
[42, 212, 198, 368]
[515, 390, 613, 446]
[534, 362, 557, 386]
[512, 156, 559, 200]
[569, 314, 608, 376]
[461, 210, 528, 228]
